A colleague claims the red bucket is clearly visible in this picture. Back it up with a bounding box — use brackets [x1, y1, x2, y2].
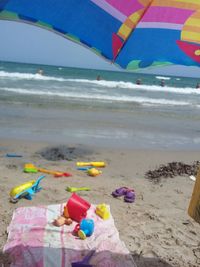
[66, 193, 91, 222]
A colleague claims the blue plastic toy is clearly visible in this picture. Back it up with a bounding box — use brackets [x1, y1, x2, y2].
[6, 153, 23, 157]
[78, 219, 95, 240]
[77, 167, 92, 171]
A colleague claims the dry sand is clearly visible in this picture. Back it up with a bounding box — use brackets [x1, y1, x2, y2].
[0, 138, 200, 267]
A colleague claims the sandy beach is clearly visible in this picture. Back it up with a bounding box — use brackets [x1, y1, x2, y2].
[0, 138, 200, 267]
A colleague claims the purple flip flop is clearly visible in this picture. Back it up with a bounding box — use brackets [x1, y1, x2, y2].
[124, 190, 135, 203]
[112, 187, 128, 197]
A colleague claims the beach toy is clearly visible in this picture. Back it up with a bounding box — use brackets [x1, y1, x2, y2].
[87, 168, 102, 177]
[74, 219, 94, 240]
[66, 186, 91, 193]
[77, 162, 106, 167]
[24, 163, 38, 173]
[54, 172, 72, 177]
[37, 168, 72, 177]
[77, 167, 92, 171]
[53, 204, 72, 227]
[53, 216, 73, 227]
[95, 203, 110, 220]
[23, 163, 72, 177]
[54, 194, 91, 226]
[10, 175, 45, 203]
[6, 153, 23, 157]
[63, 205, 70, 218]
[71, 250, 95, 267]
[66, 193, 91, 222]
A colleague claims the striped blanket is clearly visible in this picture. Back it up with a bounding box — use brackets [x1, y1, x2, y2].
[3, 203, 136, 267]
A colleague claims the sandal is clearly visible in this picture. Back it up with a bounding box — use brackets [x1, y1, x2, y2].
[124, 190, 135, 203]
[112, 187, 129, 197]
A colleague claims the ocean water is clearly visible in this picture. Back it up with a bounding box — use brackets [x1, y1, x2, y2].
[0, 61, 200, 150]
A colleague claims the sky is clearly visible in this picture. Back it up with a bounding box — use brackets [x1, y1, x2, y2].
[0, 20, 200, 77]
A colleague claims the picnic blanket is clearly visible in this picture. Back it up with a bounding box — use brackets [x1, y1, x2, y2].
[3, 203, 136, 267]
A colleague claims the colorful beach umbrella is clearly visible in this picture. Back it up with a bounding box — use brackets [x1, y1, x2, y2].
[0, 0, 200, 70]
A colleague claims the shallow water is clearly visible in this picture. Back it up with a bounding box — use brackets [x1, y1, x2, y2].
[0, 61, 200, 150]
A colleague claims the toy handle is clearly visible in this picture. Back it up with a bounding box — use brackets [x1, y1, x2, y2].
[33, 175, 45, 191]
[77, 167, 92, 171]
[77, 162, 91, 167]
[73, 224, 80, 233]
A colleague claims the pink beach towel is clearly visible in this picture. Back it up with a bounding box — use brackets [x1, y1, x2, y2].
[3, 203, 136, 267]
